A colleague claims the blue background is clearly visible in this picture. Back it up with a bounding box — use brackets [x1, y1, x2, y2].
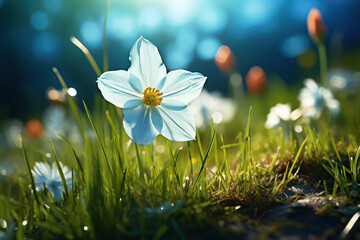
[0, 0, 359, 119]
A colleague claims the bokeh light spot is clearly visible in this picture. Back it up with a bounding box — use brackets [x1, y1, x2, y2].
[68, 88, 77, 97]
[33, 32, 59, 60]
[80, 20, 102, 48]
[215, 45, 235, 72]
[243, 1, 266, 23]
[0, 219, 7, 229]
[197, 38, 221, 61]
[330, 76, 346, 89]
[165, 0, 198, 26]
[290, 0, 316, 21]
[31, 11, 50, 31]
[294, 125, 303, 133]
[297, 50, 316, 68]
[166, 43, 193, 69]
[212, 112, 223, 124]
[282, 34, 309, 58]
[44, 0, 62, 14]
[198, 4, 227, 34]
[176, 29, 197, 53]
[138, 6, 163, 34]
[108, 10, 138, 46]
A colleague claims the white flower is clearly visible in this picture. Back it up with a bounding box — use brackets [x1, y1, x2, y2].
[265, 103, 291, 129]
[188, 90, 235, 128]
[97, 37, 207, 145]
[298, 79, 340, 119]
[32, 162, 72, 201]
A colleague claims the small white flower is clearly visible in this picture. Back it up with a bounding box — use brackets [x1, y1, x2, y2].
[298, 79, 340, 119]
[265, 103, 291, 129]
[188, 90, 235, 128]
[32, 162, 72, 201]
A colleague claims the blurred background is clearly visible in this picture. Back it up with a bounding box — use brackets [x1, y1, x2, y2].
[0, 0, 360, 120]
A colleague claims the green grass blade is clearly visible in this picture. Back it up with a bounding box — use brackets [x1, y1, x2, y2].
[330, 133, 341, 162]
[287, 136, 308, 180]
[220, 134, 231, 182]
[83, 101, 113, 176]
[187, 141, 193, 177]
[192, 128, 217, 190]
[50, 139, 69, 196]
[196, 130, 204, 160]
[20, 136, 40, 205]
[56, 133, 84, 175]
[135, 143, 144, 181]
[70, 36, 101, 77]
[52, 67, 84, 135]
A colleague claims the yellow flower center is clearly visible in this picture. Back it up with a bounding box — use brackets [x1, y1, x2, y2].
[143, 87, 163, 106]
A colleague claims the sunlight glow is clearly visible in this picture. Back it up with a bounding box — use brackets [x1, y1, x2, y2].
[31, 11, 50, 31]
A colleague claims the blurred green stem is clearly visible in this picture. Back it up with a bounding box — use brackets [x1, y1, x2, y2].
[317, 41, 327, 87]
[103, 0, 110, 72]
[135, 143, 144, 181]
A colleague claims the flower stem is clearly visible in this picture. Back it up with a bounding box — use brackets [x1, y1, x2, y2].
[317, 41, 327, 87]
[135, 143, 144, 181]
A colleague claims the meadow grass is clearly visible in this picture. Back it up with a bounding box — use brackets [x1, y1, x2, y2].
[0, 70, 359, 238]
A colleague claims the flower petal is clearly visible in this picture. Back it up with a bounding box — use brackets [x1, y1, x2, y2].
[97, 70, 142, 109]
[128, 36, 167, 87]
[157, 70, 207, 105]
[304, 78, 319, 93]
[158, 101, 196, 142]
[123, 104, 163, 145]
[265, 113, 280, 129]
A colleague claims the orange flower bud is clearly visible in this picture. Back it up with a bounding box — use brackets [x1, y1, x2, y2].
[214, 45, 235, 73]
[25, 119, 44, 139]
[307, 8, 326, 43]
[245, 66, 266, 95]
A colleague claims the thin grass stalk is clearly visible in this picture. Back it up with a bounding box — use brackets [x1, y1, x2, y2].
[83, 101, 113, 177]
[56, 133, 84, 175]
[20, 136, 40, 205]
[135, 143, 144, 181]
[70, 36, 101, 77]
[53, 67, 85, 136]
[192, 128, 217, 190]
[317, 41, 327, 87]
[287, 136, 308, 180]
[187, 141, 193, 177]
[50, 139, 69, 196]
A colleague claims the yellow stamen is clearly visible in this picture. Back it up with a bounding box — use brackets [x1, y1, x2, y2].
[143, 87, 163, 106]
